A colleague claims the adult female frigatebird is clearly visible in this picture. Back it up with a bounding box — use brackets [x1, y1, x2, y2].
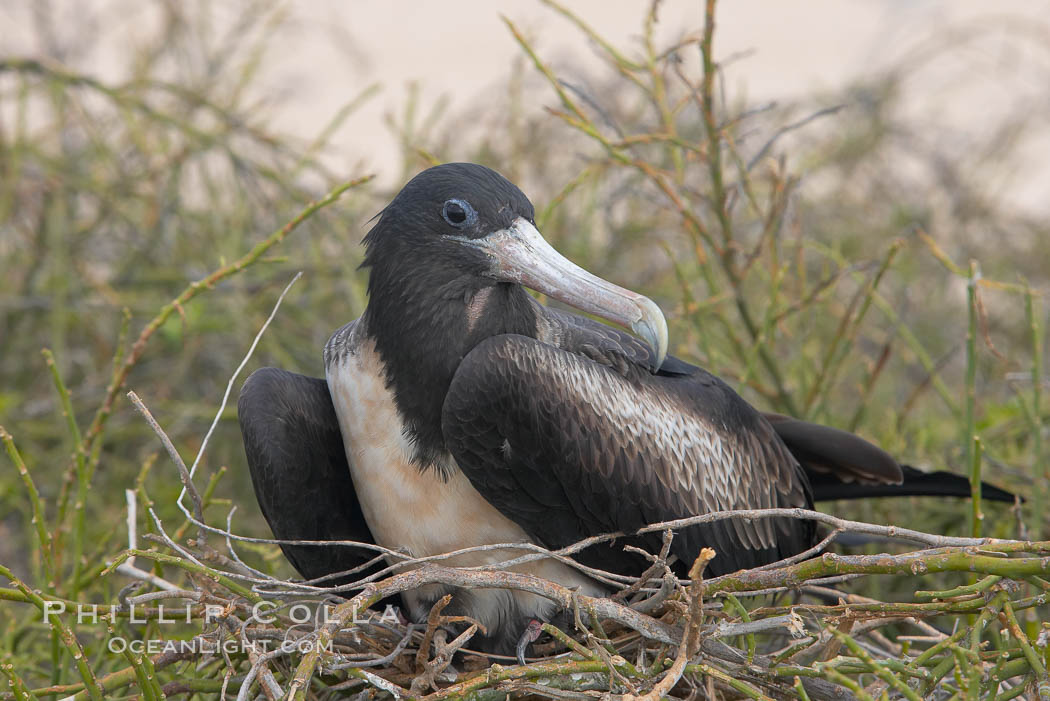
[239, 162, 1011, 654]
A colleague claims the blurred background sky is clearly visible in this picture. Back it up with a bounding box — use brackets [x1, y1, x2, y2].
[3, 0, 1048, 216]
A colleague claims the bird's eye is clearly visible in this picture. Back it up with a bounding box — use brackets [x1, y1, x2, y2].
[442, 199, 477, 228]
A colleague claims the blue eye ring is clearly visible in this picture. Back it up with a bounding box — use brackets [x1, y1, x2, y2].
[442, 198, 478, 228]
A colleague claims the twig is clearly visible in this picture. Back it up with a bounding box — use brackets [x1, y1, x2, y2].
[1, 426, 56, 581]
[111, 488, 180, 592]
[639, 507, 1034, 549]
[416, 595, 453, 673]
[746, 104, 846, 171]
[711, 612, 805, 639]
[236, 620, 287, 701]
[752, 529, 843, 572]
[127, 391, 205, 541]
[124, 489, 137, 568]
[221, 506, 277, 581]
[125, 589, 202, 606]
[628, 548, 715, 700]
[112, 564, 181, 593]
[328, 625, 418, 669]
[286, 564, 682, 700]
[704, 548, 1050, 596]
[617, 529, 676, 602]
[182, 270, 302, 495]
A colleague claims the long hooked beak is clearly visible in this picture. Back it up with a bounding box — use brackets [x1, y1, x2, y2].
[449, 217, 668, 369]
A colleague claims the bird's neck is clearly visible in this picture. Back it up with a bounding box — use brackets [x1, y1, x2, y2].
[362, 268, 537, 471]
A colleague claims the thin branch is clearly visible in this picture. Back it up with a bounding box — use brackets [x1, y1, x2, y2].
[127, 390, 204, 539]
[746, 104, 846, 171]
[638, 507, 1036, 549]
[184, 270, 302, 485]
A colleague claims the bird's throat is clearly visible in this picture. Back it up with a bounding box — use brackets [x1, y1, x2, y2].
[363, 276, 536, 470]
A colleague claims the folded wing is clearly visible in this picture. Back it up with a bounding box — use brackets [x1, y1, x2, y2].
[238, 367, 378, 584]
[441, 333, 815, 578]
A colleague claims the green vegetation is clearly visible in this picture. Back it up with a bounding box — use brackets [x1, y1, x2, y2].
[1, 0, 1048, 698]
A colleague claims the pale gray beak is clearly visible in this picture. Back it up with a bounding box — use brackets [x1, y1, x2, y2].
[449, 217, 668, 369]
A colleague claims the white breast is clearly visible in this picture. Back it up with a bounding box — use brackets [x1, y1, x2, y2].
[325, 331, 604, 629]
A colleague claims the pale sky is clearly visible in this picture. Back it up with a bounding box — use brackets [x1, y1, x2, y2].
[2, 0, 1048, 212]
[266, 2, 1050, 194]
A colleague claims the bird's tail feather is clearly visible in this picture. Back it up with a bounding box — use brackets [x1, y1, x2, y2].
[809, 464, 1016, 503]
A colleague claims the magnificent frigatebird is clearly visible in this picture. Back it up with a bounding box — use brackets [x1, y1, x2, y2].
[239, 162, 1012, 654]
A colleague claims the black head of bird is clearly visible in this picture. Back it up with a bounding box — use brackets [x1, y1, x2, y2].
[361, 162, 667, 366]
[358, 162, 668, 468]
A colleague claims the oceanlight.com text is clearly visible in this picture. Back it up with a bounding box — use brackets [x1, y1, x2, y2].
[106, 636, 335, 655]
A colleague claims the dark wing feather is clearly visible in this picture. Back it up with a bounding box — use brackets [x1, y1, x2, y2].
[763, 413, 903, 486]
[809, 464, 1017, 503]
[764, 414, 1016, 503]
[442, 334, 815, 578]
[238, 367, 378, 584]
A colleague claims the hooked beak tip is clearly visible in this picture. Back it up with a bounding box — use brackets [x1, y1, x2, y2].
[630, 297, 668, 371]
